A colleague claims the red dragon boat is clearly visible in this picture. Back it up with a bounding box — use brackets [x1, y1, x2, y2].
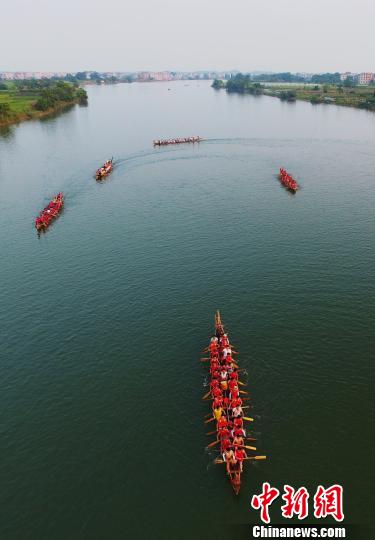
[203, 311, 266, 495]
[279, 168, 299, 192]
[95, 158, 113, 180]
[35, 193, 64, 231]
[153, 136, 202, 146]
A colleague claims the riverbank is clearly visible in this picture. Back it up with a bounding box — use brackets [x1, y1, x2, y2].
[0, 99, 86, 128]
[264, 83, 375, 110]
[0, 81, 88, 127]
[212, 78, 375, 111]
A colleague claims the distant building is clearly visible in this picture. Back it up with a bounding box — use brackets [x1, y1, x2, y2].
[152, 72, 172, 81]
[137, 72, 152, 81]
[358, 72, 374, 85]
[340, 72, 352, 81]
[0, 71, 68, 80]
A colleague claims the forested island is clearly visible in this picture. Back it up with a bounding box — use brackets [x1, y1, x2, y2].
[0, 80, 88, 127]
[212, 73, 375, 111]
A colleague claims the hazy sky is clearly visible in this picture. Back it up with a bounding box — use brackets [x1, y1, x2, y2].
[1, 0, 374, 72]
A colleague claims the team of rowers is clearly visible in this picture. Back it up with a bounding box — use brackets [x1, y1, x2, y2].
[96, 159, 113, 180]
[208, 333, 247, 482]
[153, 136, 201, 146]
[35, 193, 64, 230]
[279, 168, 298, 191]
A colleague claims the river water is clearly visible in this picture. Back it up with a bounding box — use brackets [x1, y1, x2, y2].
[1, 81, 374, 540]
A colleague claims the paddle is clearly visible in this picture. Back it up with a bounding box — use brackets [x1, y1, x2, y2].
[206, 439, 219, 448]
[215, 455, 266, 465]
[207, 438, 257, 449]
[239, 390, 248, 395]
[243, 417, 254, 422]
[202, 390, 211, 400]
[205, 417, 215, 424]
[206, 430, 217, 436]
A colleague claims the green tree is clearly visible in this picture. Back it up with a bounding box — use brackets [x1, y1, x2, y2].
[310, 95, 322, 104]
[212, 79, 225, 89]
[75, 72, 88, 80]
[0, 102, 12, 120]
[34, 81, 86, 111]
[343, 77, 355, 88]
[76, 88, 88, 104]
[279, 90, 296, 101]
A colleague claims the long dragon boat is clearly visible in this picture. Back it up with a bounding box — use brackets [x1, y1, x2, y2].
[153, 136, 202, 146]
[279, 168, 299, 192]
[95, 158, 113, 180]
[203, 311, 266, 495]
[35, 193, 64, 231]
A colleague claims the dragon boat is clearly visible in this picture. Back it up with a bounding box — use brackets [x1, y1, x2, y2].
[279, 168, 299, 192]
[153, 136, 202, 146]
[95, 158, 113, 180]
[35, 193, 64, 231]
[202, 311, 266, 495]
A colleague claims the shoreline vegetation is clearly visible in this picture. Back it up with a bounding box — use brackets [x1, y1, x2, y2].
[212, 74, 375, 111]
[0, 80, 88, 127]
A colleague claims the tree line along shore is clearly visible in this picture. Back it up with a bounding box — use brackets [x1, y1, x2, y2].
[212, 74, 375, 111]
[0, 80, 88, 127]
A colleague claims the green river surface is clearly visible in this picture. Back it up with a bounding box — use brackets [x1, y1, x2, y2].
[1, 81, 374, 540]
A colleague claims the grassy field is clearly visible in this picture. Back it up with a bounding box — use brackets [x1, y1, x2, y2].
[0, 81, 87, 126]
[264, 83, 375, 109]
[0, 90, 37, 115]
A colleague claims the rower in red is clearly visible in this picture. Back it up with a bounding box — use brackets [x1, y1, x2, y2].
[232, 433, 244, 448]
[212, 386, 222, 399]
[217, 413, 228, 431]
[230, 385, 240, 400]
[232, 426, 246, 438]
[233, 417, 244, 429]
[230, 396, 242, 408]
[212, 396, 223, 410]
[221, 334, 229, 348]
[234, 446, 247, 471]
